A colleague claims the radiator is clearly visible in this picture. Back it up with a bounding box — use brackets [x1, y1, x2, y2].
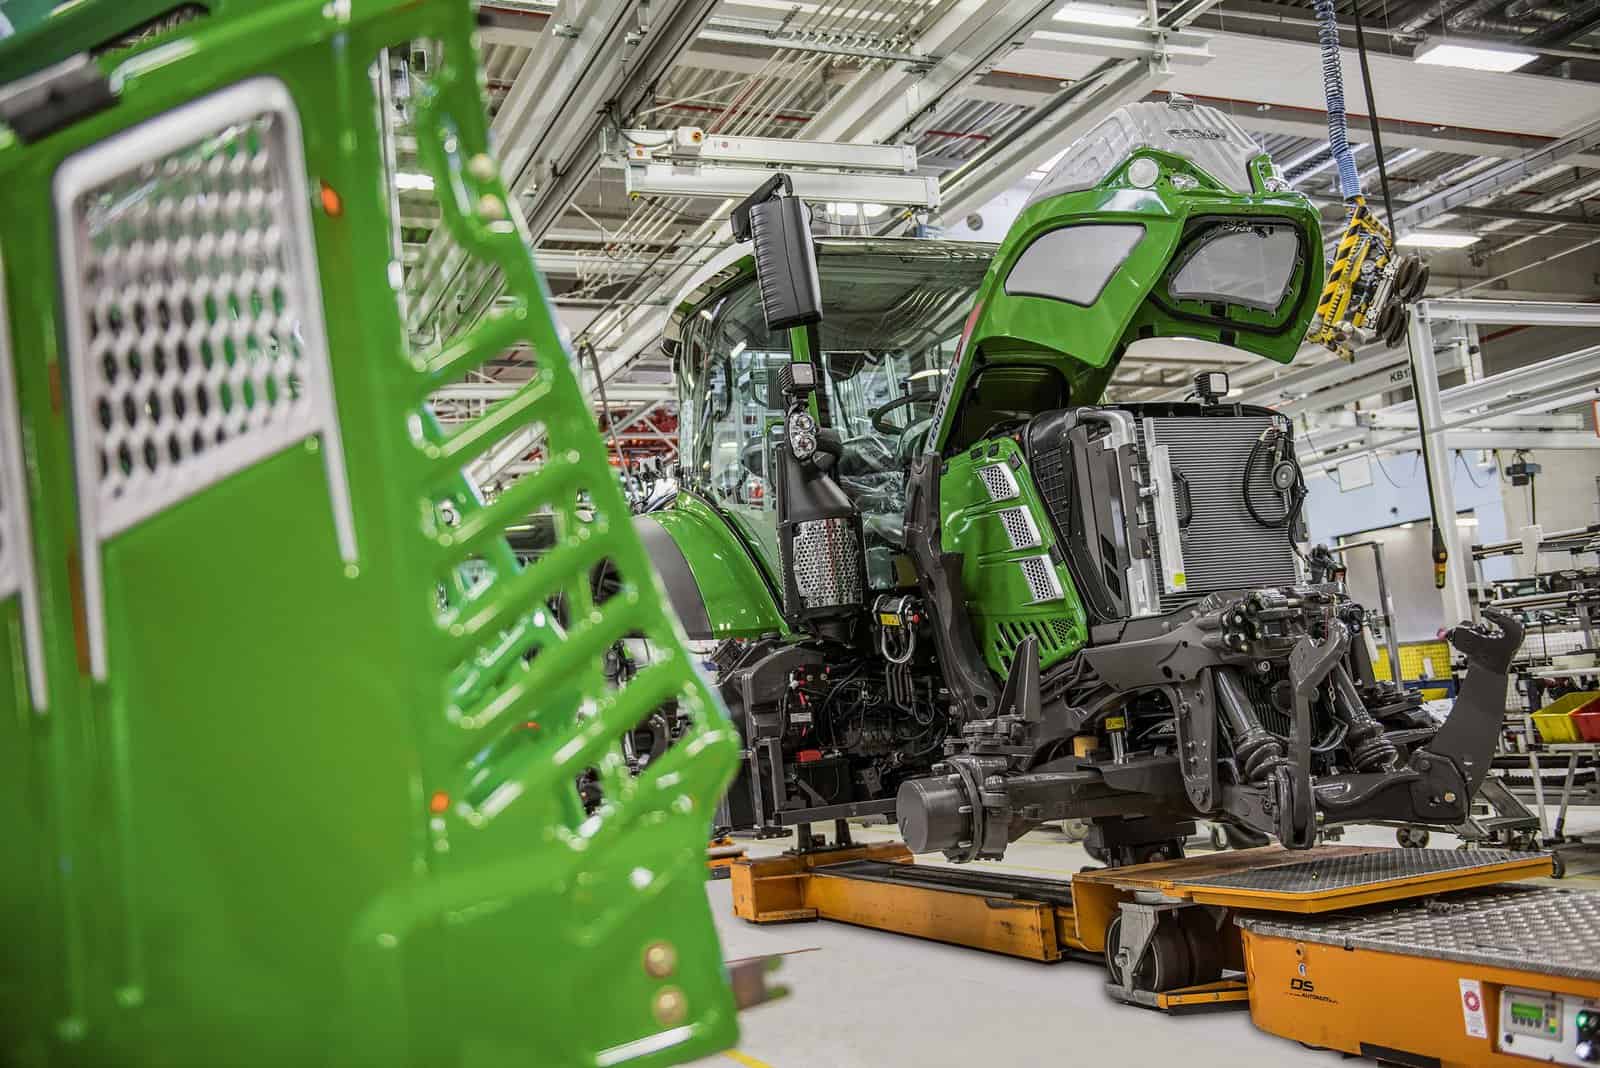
[1135, 413, 1302, 613]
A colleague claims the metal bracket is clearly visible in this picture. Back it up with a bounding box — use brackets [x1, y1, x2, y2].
[0, 54, 115, 144]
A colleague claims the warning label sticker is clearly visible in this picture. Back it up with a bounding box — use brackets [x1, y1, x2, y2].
[1460, 978, 1487, 1039]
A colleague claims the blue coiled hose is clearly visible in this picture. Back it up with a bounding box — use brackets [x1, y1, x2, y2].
[1314, 0, 1362, 202]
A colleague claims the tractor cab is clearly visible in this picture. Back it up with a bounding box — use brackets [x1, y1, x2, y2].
[661, 239, 991, 602]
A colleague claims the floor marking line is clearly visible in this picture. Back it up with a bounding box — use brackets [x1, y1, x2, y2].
[723, 1050, 775, 1068]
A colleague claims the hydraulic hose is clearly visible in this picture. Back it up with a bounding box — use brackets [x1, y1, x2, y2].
[1313, 0, 1362, 203]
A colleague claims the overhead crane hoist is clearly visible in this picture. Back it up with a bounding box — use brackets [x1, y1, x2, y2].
[1305, 0, 1430, 359]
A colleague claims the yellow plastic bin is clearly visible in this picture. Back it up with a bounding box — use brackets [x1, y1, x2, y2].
[1530, 691, 1599, 743]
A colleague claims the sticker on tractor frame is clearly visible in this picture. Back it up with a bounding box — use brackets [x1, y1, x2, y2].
[1459, 978, 1487, 1038]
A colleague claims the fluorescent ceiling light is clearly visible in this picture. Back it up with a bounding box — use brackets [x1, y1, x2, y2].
[1413, 41, 1535, 73]
[908, 368, 948, 381]
[1397, 230, 1481, 249]
[1053, 2, 1143, 26]
[729, 340, 748, 358]
[395, 171, 435, 192]
[1399, 522, 1416, 530]
[1456, 515, 1479, 527]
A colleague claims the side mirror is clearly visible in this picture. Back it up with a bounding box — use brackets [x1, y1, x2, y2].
[731, 173, 823, 332]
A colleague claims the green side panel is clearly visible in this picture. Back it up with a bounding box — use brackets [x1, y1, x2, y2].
[0, 2, 740, 1065]
[653, 494, 786, 639]
[940, 436, 1087, 678]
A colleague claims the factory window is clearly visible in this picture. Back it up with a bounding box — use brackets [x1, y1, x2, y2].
[1003, 223, 1145, 307]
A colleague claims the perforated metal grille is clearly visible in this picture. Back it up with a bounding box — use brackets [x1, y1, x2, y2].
[56, 78, 355, 676]
[998, 506, 1040, 550]
[1019, 554, 1062, 603]
[978, 463, 1018, 502]
[792, 517, 862, 610]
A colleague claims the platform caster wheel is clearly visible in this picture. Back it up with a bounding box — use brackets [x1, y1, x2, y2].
[1550, 852, 1567, 880]
[1060, 818, 1089, 843]
[1396, 826, 1430, 849]
[1104, 911, 1217, 994]
[1176, 908, 1224, 987]
[1208, 824, 1227, 851]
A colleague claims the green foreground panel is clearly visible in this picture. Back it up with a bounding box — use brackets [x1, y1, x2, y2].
[0, 2, 739, 1066]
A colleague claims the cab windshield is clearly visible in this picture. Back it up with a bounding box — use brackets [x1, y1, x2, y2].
[681, 247, 988, 586]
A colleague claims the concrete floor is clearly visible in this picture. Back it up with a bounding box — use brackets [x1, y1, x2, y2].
[696, 813, 1600, 1068]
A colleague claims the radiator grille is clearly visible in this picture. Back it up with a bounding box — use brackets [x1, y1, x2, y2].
[1019, 554, 1062, 603]
[989, 616, 1077, 672]
[978, 463, 1019, 502]
[998, 506, 1040, 550]
[1137, 414, 1299, 612]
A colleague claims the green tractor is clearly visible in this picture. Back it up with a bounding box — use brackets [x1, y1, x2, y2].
[640, 99, 1522, 865]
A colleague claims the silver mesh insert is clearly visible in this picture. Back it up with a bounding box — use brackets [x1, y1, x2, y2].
[978, 463, 1018, 502]
[1019, 554, 1062, 603]
[792, 517, 862, 610]
[55, 78, 356, 678]
[998, 506, 1040, 550]
[0, 252, 47, 708]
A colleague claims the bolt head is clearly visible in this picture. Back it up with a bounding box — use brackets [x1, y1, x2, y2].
[1443, 791, 1457, 804]
[652, 987, 688, 1027]
[467, 153, 497, 182]
[643, 942, 677, 978]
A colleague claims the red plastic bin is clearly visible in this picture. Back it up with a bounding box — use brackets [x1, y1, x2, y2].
[1575, 708, 1600, 742]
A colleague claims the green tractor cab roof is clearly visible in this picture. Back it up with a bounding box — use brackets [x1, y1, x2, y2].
[662, 236, 996, 362]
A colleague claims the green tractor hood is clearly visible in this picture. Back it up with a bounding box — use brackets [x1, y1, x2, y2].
[932, 99, 1324, 453]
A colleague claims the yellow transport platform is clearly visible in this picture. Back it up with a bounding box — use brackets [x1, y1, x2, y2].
[1240, 885, 1600, 1067]
[731, 842, 1555, 1016]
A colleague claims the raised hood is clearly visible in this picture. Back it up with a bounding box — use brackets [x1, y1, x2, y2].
[930, 98, 1324, 454]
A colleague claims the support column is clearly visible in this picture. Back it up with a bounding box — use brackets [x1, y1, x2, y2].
[1407, 303, 1473, 628]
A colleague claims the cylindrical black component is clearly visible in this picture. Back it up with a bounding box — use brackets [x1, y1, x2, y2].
[896, 774, 971, 855]
[1216, 668, 1289, 783]
[1329, 663, 1399, 771]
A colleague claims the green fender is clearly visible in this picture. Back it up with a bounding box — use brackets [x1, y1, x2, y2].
[638, 493, 787, 641]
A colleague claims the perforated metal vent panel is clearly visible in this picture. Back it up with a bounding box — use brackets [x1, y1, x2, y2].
[998, 506, 1040, 550]
[792, 517, 862, 610]
[1019, 554, 1062, 603]
[0, 252, 46, 708]
[55, 78, 355, 677]
[978, 463, 1018, 502]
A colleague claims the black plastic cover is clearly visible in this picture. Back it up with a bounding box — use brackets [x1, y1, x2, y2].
[749, 195, 824, 331]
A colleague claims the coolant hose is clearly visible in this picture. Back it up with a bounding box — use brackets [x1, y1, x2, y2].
[1313, 0, 1361, 202]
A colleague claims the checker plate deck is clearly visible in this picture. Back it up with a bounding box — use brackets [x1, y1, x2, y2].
[1176, 848, 1534, 894]
[1238, 885, 1600, 981]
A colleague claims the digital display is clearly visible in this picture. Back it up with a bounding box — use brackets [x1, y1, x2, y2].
[1511, 1003, 1545, 1028]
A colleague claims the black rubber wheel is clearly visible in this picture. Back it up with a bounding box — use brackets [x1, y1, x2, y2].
[1104, 914, 1194, 994]
[1396, 826, 1431, 849]
[1551, 852, 1567, 880]
[1177, 908, 1224, 987]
